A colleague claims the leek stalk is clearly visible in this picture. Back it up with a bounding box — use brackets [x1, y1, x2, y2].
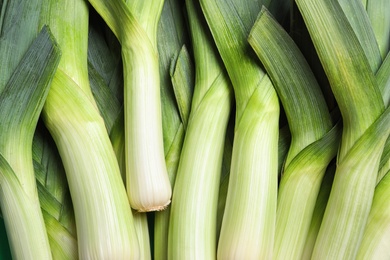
[39, 0, 140, 258]
[366, 0, 390, 59]
[249, 8, 340, 259]
[295, 0, 386, 258]
[167, 0, 233, 258]
[87, 0, 172, 212]
[199, 0, 279, 258]
[0, 27, 61, 259]
[357, 170, 390, 259]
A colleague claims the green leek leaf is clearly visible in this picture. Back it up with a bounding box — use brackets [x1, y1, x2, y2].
[338, 0, 382, 72]
[0, 26, 61, 260]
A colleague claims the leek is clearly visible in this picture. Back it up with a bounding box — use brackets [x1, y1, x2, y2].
[366, 0, 390, 59]
[0, 26, 61, 259]
[167, 0, 233, 258]
[301, 164, 336, 260]
[39, 0, 140, 258]
[200, 0, 279, 258]
[87, 0, 172, 212]
[248, 8, 340, 259]
[33, 123, 77, 260]
[295, 0, 387, 258]
[357, 170, 390, 260]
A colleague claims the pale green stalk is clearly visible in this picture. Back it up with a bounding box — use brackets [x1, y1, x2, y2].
[295, 0, 386, 258]
[153, 125, 184, 260]
[200, 1, 279, 258]
[366, 0, 390, 59]
[167, 1, 233, 259]
[312, 108, 390, 259]
[0, 27, 60, 260]
[301, 164, 336, 260]
[248, 9, 340, 259]
[357, 170, 390, 260]
[87, 0, 171, 212]
[133, 212, 151, 260]
[39, 0, 140, 258]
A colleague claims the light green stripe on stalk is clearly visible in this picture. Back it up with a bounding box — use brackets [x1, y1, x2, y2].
[357, 170, 390, 260]
[301, 164, 336, 260]
[154, 125, 185, 260]
[199, 0, 279, 258]
[248, 9, 338, 260]
[295, 0, 385, 258]
[313, 105, 390, 259]
[87, 0, 171, 211]
[338, 0, 382, 72]
[274, 124, 340, 260]
[132, 212, 151, 260]
[366, 0, 390, 59]
[167, 0, 233, 259]
[40, 0, 140, 258]
[0, 27, 61, 260]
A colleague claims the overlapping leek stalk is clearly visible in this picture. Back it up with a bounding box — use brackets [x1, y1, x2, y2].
[301, 165, 336, 260]
[87, 0, 172, 212]
[199, 0, 279, 258]
[33, 124, 77, 260]
[39, 0, 140, 258]
[0, 27, 61, 259]
[248, 8, 340, 259]
[357, 170, 390, 259]
[295, 0, 387, 258]
[357, 51, 390, 260]
[167, 1, 233, 258]
[338, 0, 382, 72]
[366, 0, 390, 59]
[376, 53, 390, 181]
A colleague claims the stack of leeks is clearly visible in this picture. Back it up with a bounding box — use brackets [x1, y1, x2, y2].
[0, 0, 389, 259]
